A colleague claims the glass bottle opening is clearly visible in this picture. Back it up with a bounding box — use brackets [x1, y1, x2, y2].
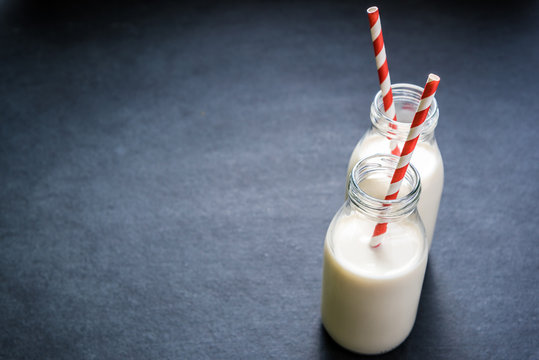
[348, 154, 421, 221]
[371, 83, 439, 140]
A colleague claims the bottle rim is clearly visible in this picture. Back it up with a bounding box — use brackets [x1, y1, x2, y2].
[348, 154, 421, 221]
[371, 83, 439, 139]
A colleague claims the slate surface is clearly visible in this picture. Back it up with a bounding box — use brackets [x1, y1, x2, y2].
[1, 1, 538, 359]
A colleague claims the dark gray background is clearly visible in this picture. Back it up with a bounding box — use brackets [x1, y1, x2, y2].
[1, 1, 538, 359]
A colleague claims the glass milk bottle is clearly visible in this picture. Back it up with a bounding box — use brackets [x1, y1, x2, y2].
[322, 154, 428, 355]
[347, 83, 443, 247]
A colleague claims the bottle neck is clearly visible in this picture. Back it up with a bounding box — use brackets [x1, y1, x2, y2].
[370, 83, 439, 142]
[347, 154, 421, 222]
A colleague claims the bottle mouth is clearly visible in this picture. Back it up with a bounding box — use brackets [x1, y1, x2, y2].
[348, 154, 421, 221]
[371, 83, 439, 139]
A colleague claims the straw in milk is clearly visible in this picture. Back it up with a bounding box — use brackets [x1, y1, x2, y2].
[370, 73, 441, 248]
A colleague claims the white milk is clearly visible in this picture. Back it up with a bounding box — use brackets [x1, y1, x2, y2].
[322, 174, 428, 354]
[347, 133, 443, 247]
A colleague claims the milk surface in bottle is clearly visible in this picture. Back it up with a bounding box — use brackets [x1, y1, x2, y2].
[346, 83, 443, 247]
[322, 155, 428, 354]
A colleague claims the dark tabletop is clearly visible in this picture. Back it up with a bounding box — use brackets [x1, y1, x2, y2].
[1, 1, 538, 359]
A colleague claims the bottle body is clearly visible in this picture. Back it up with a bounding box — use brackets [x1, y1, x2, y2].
[322, 155, 428, 355]
[346, 83, 444, 247]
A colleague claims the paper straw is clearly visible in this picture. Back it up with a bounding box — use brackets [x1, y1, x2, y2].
[369, 74, 441, 248]
[367, 6, 400, 156]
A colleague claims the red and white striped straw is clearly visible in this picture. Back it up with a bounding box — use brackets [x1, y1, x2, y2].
[367, 6, 400, 156]
[370, 74, 441, 248]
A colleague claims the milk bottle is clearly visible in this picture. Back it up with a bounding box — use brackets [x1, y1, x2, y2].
[346, 83, 443, 247]
[322, 154, 428, 354]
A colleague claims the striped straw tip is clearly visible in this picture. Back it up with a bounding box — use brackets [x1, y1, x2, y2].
[367, 6, 378, 13]
[428, 73, 440, 82]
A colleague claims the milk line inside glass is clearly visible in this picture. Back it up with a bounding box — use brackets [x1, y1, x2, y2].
[322, 154, 428, 355]
[346, 83, 444, 247]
